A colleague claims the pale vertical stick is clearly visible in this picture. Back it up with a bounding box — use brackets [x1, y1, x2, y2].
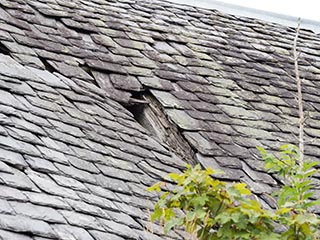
[293, 19, 304, 165]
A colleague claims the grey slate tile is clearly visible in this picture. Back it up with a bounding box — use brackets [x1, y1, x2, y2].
[52, 224, 95, 240]
[89, 230, 125, 240]
[0, 214, 57, 238]
[24, 192, 71, 210]
[0, 89, 28, 111]
[37, 146, 69, 165]
[0, 168, 39, 191]
[59, 210, 104, 230]
[9, 202, 66, 223]
[28, 173, 80, 200]
[51, 174, 89, 192]
[0, 229, 34, 240]
[98, 219, 140, 239]
[55, 163, 97, 184]
[0, 148, 27, 170]
[95, 174, 131, 194]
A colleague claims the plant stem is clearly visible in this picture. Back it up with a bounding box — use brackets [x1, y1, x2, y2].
[293, 18, 304, 166]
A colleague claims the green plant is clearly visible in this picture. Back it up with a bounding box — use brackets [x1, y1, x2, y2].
[147, 144, 319, 240]
[258, 144, 320, 239]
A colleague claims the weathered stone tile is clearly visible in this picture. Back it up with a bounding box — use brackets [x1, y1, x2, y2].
[99, 218, 140, 239]
[242, 162, 277, 186]
[48, 118, 85, 137]
[97, 164, 140, 183]
[68, 155, 100, 174]
[166, 109, 201, 130]
[0, 148, 27, 170]
[25, 155, 59, 174]
[51, 174, 89, 192]
[240, 174, 273, 194]
[59, 210, 104, 230]
[2, 80, 36, 96]
[95, 174, 131, 194]
[196, 153, 244, 181]
[85, 183, 119, 202]
[109, 73, 143, 91]
[0, 185, 27, 201]
[28, 173, 80, 200]
[153, 41, 179, 55]
[70, 145, 107, 163]
[37, 146, 69, 164]
[232, 125, 274, 140]
[0, 229, 33, 240]
[0, 214, 57, 238]
[52, 224, 95, 240]
[10, 116, 46, 136]
[66, 198, 108, 218]
[10, 202, 66, 223]
[6, 126, 43, 145]
[0, 167, 39, 191]
[183, 132, 225, 156]
[150, 90, 183, 109]
[219, 144, 250, 158]
[0, 89, 28, 111]
[86, 59, 127, 74]
[89, 230, 125, 240]
[77, 191, 117, 211]
[24, 192, 71, 210]
[27, 67, 70, 89]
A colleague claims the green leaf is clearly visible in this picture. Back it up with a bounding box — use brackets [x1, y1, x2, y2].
[147, 182, 162, 192]
[234, 183, 251, 195]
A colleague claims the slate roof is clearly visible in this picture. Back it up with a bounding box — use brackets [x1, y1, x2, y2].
[0, 0, 320, 239]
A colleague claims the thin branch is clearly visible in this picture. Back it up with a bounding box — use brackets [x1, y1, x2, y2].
[293, 18, 304, 166]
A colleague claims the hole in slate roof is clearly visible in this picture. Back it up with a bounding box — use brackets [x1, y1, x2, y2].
[126, 92, 196, 165]
[80, 63, 95, 79]
[0, 42, 10, 55]
[39, 57, 55, 73]
[125, 91, 148, 122]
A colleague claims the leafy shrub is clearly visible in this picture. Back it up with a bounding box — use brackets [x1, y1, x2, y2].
[148, 144, 320, 240]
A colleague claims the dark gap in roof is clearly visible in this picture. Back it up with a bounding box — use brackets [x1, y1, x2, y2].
[38, 56, 55, 73]
[80, 63, 95, 79]
[127, 91, 196, 165]
[125, 91, 148, 120]
[0, 42, 10, 55]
